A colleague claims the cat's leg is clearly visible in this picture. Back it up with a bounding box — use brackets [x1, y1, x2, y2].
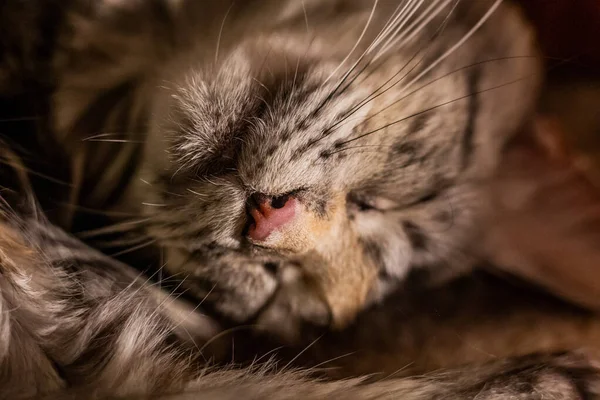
[0, 225, 65, 400]
[47, 351, 597, 399]
[0, 199, 219, 399]
[174, 352, 600, 400]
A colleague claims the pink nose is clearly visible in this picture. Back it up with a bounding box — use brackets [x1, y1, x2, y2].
[247, 193, 296, 241]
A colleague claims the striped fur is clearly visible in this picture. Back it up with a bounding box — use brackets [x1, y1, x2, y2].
[3, 0, 600, 399]
[0, 180, 599, 398]
[27, 0, 543, 335]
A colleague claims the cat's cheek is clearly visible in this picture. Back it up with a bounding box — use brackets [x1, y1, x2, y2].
[257, 193, 380, 327]
[352, 214, 415, 278]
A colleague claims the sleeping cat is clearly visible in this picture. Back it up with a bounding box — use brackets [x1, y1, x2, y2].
[48, 0, 540, 338]
[2, 0, 600, 398]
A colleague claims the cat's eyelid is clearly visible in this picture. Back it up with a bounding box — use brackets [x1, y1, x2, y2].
[351, 189, 443, 213]
[348, 193, 398, 212]
[370, 197, 398, 211]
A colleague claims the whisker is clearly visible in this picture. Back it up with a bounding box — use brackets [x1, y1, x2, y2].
[76, 218, 153, 238]
[401, 0, 504, 91]
[328, 0, 459, 134]
[281, 335, 323, 372]
[84, 139, 145, 143]
[300, 6, 407, 146]
[345, 56, 537, 132]
[339, 74, 535, 146]
[142, 202, 169, 207]
[214, 2, 235, 65]
[322, 0, 379, 86]
[372, 0, 427, 60]
[375, 0, 451, 60]
[313, 0, 457, 147]
[304, 0, 389, 122]
[110, 238, 157, 257]
[368, 0, 416, 52]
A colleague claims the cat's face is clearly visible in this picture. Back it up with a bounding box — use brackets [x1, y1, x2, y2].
[138, 0, 541, 336]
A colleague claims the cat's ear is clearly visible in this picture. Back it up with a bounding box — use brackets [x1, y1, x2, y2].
[485, 112, 600, 311]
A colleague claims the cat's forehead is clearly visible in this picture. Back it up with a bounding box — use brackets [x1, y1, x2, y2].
[165, 44, 374, 192]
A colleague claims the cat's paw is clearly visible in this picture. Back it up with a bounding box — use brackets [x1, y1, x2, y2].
[180, 247, 331, 341]
[253, 262, 332, 342]
[538, 351, 600, 399]
[476, 351, 600, 400]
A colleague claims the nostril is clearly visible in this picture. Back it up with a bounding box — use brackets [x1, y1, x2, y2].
[271, 194, 290, 209]
[243, 211, 255, 236]
[245, 191, 297, 242]
[250, 193, 270, 209]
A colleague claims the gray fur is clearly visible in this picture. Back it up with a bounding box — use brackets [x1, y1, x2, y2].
[1, 192, 599, 399]
[4, 0, 595, 399]
[46, 0, 542, 333]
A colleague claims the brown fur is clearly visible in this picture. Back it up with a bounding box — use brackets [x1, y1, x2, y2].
[2, 1, 600, 398]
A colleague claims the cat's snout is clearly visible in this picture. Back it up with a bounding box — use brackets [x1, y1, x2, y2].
[246, 192, 297, 242]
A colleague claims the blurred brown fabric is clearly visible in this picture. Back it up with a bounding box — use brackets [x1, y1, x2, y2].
[485, 1, 600, 309]
[487, 117, 600, 310]
[517, 0, 600, 74]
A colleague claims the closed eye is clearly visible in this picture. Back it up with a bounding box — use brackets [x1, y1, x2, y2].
[348, 186, 444, 213]
[347, 192, 398, 212]
[405, 189, 440, 207]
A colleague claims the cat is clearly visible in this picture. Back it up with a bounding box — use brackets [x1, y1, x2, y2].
[1, 167, 600, 399]
[36, 0, 541, 338]
[2, 0, 600, 398]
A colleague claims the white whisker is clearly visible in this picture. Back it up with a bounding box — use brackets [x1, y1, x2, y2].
[142, 202, 169, 207]
[215, 2, 235, 65]
[372, 0, 426, 60]
[401, 0, 504, 91]
[111, 238, 157, 257]
[367, 0, 413, 51]
[84, 139, 145, 143]
[76, 218, 152, 238]
[301, 1, 309, 34]
[187, 188, 207, 198]
[322, 0, 379, 86]
[394, 0, 454, 49]
[375, 0, 452, 60]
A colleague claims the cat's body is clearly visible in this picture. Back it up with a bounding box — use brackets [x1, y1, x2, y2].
[1, 0, 600, 398]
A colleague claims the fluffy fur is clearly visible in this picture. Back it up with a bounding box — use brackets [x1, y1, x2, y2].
[2, 0, 600, 399]
[37, 0, 541, 336]
[1, 190, 600, 399]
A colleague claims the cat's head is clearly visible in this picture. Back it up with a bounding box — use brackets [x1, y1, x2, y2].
[138, 0, 541, 330]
